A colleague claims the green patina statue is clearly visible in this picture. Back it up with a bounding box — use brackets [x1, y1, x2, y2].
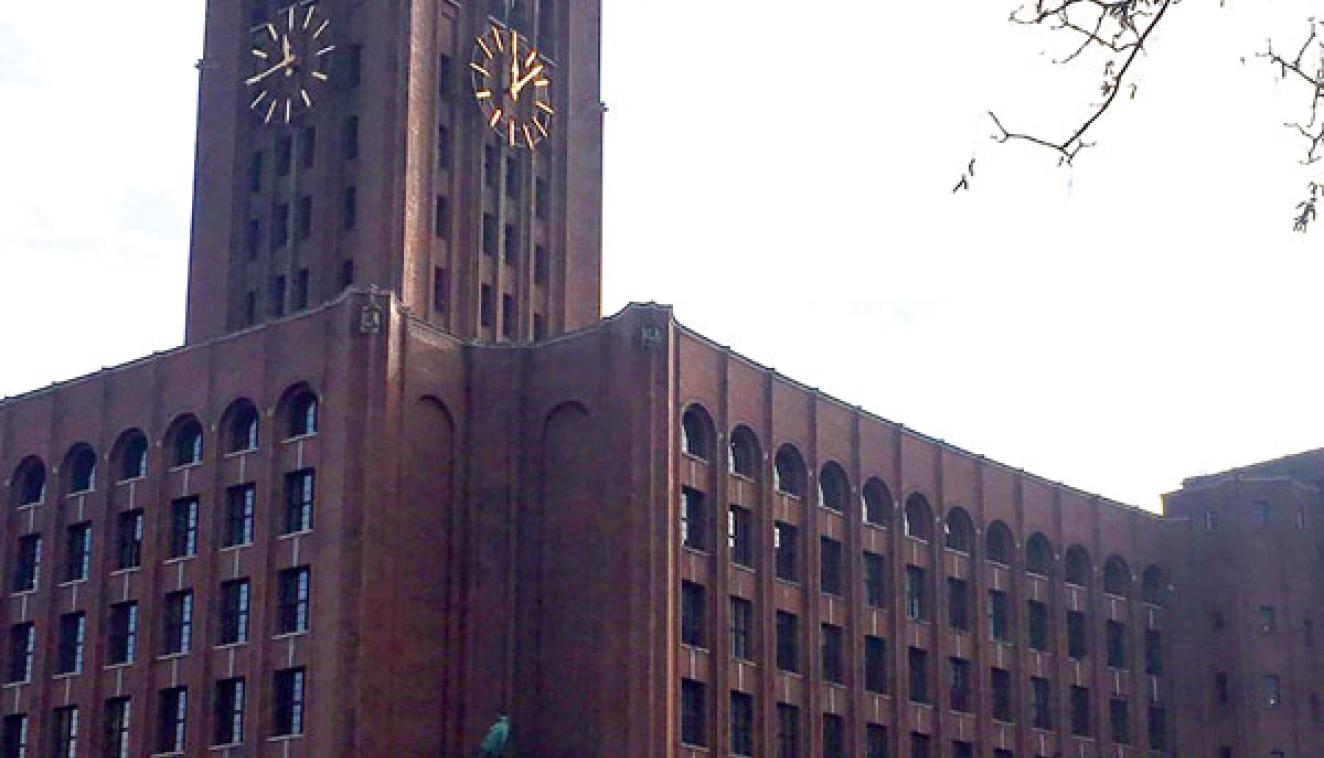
[477, 715, 511, 757]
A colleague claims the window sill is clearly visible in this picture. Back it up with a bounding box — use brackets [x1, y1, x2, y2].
[110, 567, 142, 577]
[682, 546, 708, 558]
[909, 701, 935, 710]
[157, 652, 190, 661]
[223, 448, 258, 459]
[1, 680, 29, 689]
[9, 589, 38, 598]
[729, 472, 755, 484]
[943, 547, 972, 558]
[863, 521, 889, 531]
[219, 542, 254, 553]
[210, 743, 243, 751]
[168, 462, 203, 473]
[67, 490, 94, 499]
[817, 505, 844, 516]
[267, 734, 305, 743]
[681, 452, 710, 466]
[214, 641, 249, 651]
[273, 630, 310, 641]
[775, 490, 803, 501]
[116, 476, 147, 487]
[163, 555, 197, 566]
[57, 579, 88, 588]
[281, 433, 318, 445]
[992, 718, 1015, 727]
[16, 502, 41, 511]
[278, 530, 314, 542]
[774, 577, 800, 588]
[731, 562, 756, 574]
[104, 661, 134, 670]
[52, 671, 81, 680]
[152, 751, 185, 757]
[680, 643, 709, 654]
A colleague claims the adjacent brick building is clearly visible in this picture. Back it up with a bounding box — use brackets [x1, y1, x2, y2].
[0, 0, 1317, 756]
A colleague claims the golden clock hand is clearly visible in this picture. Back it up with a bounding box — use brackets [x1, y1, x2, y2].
[245, 57, 292, 86]
[512, 63, 545, 97]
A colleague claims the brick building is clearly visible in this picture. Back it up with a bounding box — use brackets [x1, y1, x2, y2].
[0, 0, 1316, 756]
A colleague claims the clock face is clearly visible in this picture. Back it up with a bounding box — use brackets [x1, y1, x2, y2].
[246, 2, 335, 126]
[470, 25, 555, 149]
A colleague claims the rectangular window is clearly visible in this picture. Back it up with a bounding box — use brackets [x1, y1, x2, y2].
[534, 245, 549, 283]
[220, 580, 251, 645]
[1259, 605, 1277, 632]
[169, 497, 199, 558]
[1064, 611, 1088, 660]
[949, 657, 972, 712]
[535, 177, 550, 219]
[108, 602, 138, 665]
[1148, 705, 1166, 750]
[480, 284, 495, 328]
[501, 293, 515, 339]
[776, 611, 799, 674]
[6, 623, 33, 683]
[63, 523, 91, 583]
[905, 565, 926, 621]
[271, 274, 287, 317]
[273, 204, 291, 249]
[864, 551, 886, 608]
[1107, 620, 1127, 669]
[13, 535, 40, 593]
[730, 597, 754, 661]
[276, 134, 292, 176]
[730, 691, 753, 757]
[989, 589, 1010, 642]
[273, 668, 306, 736]
[163, 590, 193, 655]
[3, 714, 27, 758]
[52, 706, 77, 758]
[681, 487, 706, 552]
[1028, 600, 1049, 651]
[342, 116, 359, 160]
[866, 724, 888, 758]
[1109, 697, 1129, 744]
[821, 623, 844, 684]
[293, 270, 309, 311]
[1265, 674, 1281, 706]
[483, 145, 498, 186]
[820, 537, 843, 596]
[865, 635, 887, 694]
[437, 126, 451, 169]
[246, 219, 261, 260]
[1216, 671, 1229, 704]
[437, 53, 453, 98]
[952, 741, 974, 758]
[909, 732, 931, 758]
[57, 612, 85, 675]
[104, 697, 130, 758]
[681, 581, 706, 648]
[224, 485, 255, 548]
[296, 195, 313, 241]
[433, 194, 450, 239]
[533, 314, 546, 341]
[908, 647, 930, 704]
[433, 267, 448, 314]
[728, 505, 754, 568]
[482, 213, 497, 255]
[505, 157, 520, 199]
[776, 704, 799, 758]
[214, 678, 245, 746]
[278, 567, 311, 635]
[1070, 685, 1091, 736]
[1031, 677, 1053, 730]
[823, 714, 844, 758]
[992, 667, 1013, 722]
[342, 187, 357, 230]
[680, 678, 705, 747]
[299, 126, 315, 169]
[947, 578, 969, 631]
[341, 259, 354, 290]
[774, 522, 798, 581]
[1145, 629, 1163, 675]
[248, 151, 263, 192]
[283, 469, 315, 534]
[344, 44, 362, 87]
[157, 687, 187, 753]
[116, 510, 143, 571]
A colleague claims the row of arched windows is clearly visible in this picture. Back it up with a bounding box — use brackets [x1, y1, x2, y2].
[6, 386, 318, 506]
[681, 404, 1168, 605]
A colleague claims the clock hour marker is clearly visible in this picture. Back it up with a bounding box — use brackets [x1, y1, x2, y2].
[250, 90, 269, 109]
[477, 39, 493, 59]
[536, 101, 555, 115]
[301, 89, 312, 108]
[284, 98, 292, 123]
[316, 46, 336, 57]
[313, 20, 330, 39]
[533, 119, 549, 138]
[252, 48, 269, 59]
[266, 23, 278, 41]
[492, 27, 504, 52]
[475, 89, 493, 100]
[303, 5, 316, 30]
[523, 124, 536, 147]
[470, 62, 490, 77]
[287, 6, 295, 31]
[265, 99, 278, 124]
[525, 50, 538, 68]
[311, 71, 329, 82]
[489, 108, 503, 128]
[534, 78, 550, 88]
[508, 121, 517, 147]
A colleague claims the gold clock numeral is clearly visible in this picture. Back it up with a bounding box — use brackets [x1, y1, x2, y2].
[477, 39, 493, 59]
[287, 6, 296, 31]
[489, 108, 503, 128]
[475, 89, 493, 100]
[316, 46, 336, 58]
[252, 48, 269, 60]
[266, 23, 278, 41]
[313, 19, 330, 39]
[301, 89, 313, 108]
[470, 62, 490, 77]
[536, 101, 555, 115]
[508, 120, 517, 147]
[284, 98, 293, 123]
[523, 124, 536, 148]
[311, 70, 329, 82]
[303, 5, 316, 30]
[250, 90, 269, 109]
[492, 26, 505, 52]
[533, 119, 549, 138]
[264, 99, 278, 124]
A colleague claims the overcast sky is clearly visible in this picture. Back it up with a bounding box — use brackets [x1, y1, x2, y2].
[1, 1, 1321, 510]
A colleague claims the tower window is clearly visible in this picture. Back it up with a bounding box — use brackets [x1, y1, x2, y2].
[57, 611, 86, 674]
[503, 223, 518, 263]
[865, 635, 887, 693]
[433, 267, 448, 314]
[484, 146, 498, 187]
[215, 678, 246, 746]
[681, 487, 706, 551]
[823, 714, 844, 758]
[775, 611, 799, 674]
[1109, 697, 1129, 744]
[820, 537, 842, 596]
[1028, 599, 1050, 651]
[283, 470, 315, 534]
[534, 245, 549, 283]
[434, 194, 450, 238]
[12, 535, 40, 593]
[728, 505, 754, 568]
[774, 521, 797, 581]
[730, 692, 753, 758]
[482, 214, 498, 255]
[52, 707, 76, 758]
[1031, 677, 1053, 729]
[272, 203, 290, 247]
[342, 116, 359, 160]
[219, 579, 251, 645]
[988, 589, 1010, 642]
[225, 485, 256, 547]
[948, 577, 970, 631]
[63, 523, 91, 583]
[248, 152, 263, 192]
[7, 623, 34, 682]
[296, 195, 313, 240]
[108, 602, 138, 665]
[533, 314, 546, 340]
[277, 567, 312, 634]
[299, 126, 316, 168]
[1068, 610, 1088, 659]
[343, 187, 357, 230]
[341, 260, 354, 289]
[274, 668, 307, 736]
[680, 679, 706, 747]
[293, 268, 309, 311]
[501, 294, 515, 339]
[991, 667, 1012, 721]
[344, 44, 362, 88]
[505, 157, 521, 198]
[949, 656, 972, 712]
[821, 623, 843, 683]
[908, 646, 930, 704]
[276, 134, 292, 176]
[730, 597, 754, 660]
[437, 53, 453, 99]
[116, 510, 144, 570]
[864, 551, 886, 608]
[169, 497, 199, 558]
[246, 219, 261, 260]
[244, 290, 257, 326]
[157, 687, 188, 753]
[1071, 685, 1091, 736]
[535, 177, 549, 218]
[270, 275, 286, 317]
[106, 698, 130, 758]
[438, 126, 451, 169]
[905, 565, 928, 621]
[680, 581, 705, 648]
[480, 284, 496, 327]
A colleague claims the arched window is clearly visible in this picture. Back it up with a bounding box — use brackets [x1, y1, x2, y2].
[1104, 556, 1131, 597]
[862, 478, 893, 527]
[818, 462, 849, 512]
[680, 405, 714, 462]
[945, 507, 975, 553]
[903, 493, 934, 542]
[170, 417, 205, 467]
[286, 387, 319, 438]
[1065, 545, 1091, 587]
[65, 444, 97, 495]
[224, 400, 260, 454]
[1026, 533, 1053, 577]
[986, 521, 1013, 564]
[113, 430, 149, 482]
[728, 426, 760, 479]
[1142, 565, 1166, 605]
[773, 444, 807, 498]
[11, 457, 46, 506]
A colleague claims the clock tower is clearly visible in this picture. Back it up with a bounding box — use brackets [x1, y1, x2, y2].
[183, 0, 603, 345]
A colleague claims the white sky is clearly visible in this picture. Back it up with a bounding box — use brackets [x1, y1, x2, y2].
[1, 1, 1321, 510]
